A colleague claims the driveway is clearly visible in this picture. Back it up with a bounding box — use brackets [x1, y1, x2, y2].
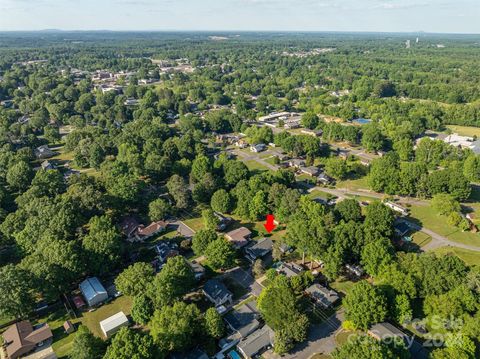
[264, 310, 345, 359]
[224, 266, 264, 297]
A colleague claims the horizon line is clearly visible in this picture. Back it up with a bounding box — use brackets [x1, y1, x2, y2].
[0, 29, 479, 36]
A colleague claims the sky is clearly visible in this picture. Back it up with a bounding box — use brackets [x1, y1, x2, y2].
[0, 0, 479, 33]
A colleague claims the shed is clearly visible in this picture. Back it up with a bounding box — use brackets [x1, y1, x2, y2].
[63, 320, 75, 334]
[79, 277, 108, 307]
[99, 312, 129, 338]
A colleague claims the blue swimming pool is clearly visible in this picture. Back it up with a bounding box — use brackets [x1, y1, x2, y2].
[353, 118, 371, 125]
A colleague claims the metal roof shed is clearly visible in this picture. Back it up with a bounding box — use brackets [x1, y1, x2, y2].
[79, 277, 108, 307]
[100, 312, 129, 338]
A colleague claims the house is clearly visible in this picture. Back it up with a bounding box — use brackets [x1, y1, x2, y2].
[79, 277, 108, 307]
[189, 261, 206, 280]
[276, 262, 303, 278]
[245, 238, 273, 262]
[237, 325, 274, 359]
[385, 202, 409, 216]
[134, 220, 167, 241]
[305, 284, 339, 308]
[99, 312, 129, 338]
[1, 99, 14, 108]
[72, 296, 86, 309]
[34, 145, 56, 159]
[155, 241, 179, 266]
[284, 119, 301, 129]
[394, 222, 410, 237]
[317, 172, 334, 185]
[225, 227, 252, 249]
[63, 321, 75, 334]
[337, 149, 350, 160]
[203, 279, 233, 307]
[224, 301, 260, 339]
[124, 98, 140, 106]
[235, 139, 249, 149]
[288, 158, 305, 169]
[345, 264, 364, 277]
[119, 216, 140, 240]
[300, 166, 320, 177]
[301, 129, 323, 137]
[2, 321, 53, 359]
[368, 322, 429, 359]
[250, 144, 267, 153]
[41, 160, 55, 170]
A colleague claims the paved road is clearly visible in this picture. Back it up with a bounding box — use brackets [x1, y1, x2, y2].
[398, 218, 480, 252]
[236, 147, 480, 253]
[264, 310, 345, 359]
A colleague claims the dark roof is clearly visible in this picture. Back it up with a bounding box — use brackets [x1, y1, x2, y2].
[305, 284, 339, 307]
[237, 325, 274, 358]
[394, 222, 411, 236]
[170, 349, 209, 359]
[203, 279, 232, 301]
[155, 241, 179, 263]
[246, 238, 273, 260]
[276, 262, 303, 277]
[224, 301, 260, 338]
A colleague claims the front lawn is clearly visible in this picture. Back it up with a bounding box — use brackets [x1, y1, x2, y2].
[433, 247, 480, 266]
[409, 204, 480, 247]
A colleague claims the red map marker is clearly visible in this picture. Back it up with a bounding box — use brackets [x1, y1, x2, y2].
[263, 214, 276, 233]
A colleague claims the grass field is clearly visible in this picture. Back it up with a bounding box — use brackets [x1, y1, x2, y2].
[330, 277, 355, 295]
[411, 231, 432, 248]
[308, 189, 334, 200]
[243, 160, 270, 172]
[433, 246, 480, 266]
[409, 204, 480, 247]
[336, 177, 370, 191]
[446, 125, 480, 137]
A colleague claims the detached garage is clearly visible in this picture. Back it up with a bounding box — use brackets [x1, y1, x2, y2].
[79, 277, 108, 307]
[100, 312, 129, 338]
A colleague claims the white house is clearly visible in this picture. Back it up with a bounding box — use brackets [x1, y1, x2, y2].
[99, 312, 129, 338]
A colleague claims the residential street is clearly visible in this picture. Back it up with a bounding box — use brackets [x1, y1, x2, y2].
[263, 310, 345, 359]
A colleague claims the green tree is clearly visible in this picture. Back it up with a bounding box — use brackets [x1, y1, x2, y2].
[70, 325, 106, 359]
[210, 189, 233, 213]
[131, 295, 154, 325]
[361, 124, 384, 152]
[82, 215, 122, 275]
[463, 154, 480, 182]
[148, 198, 172, 221]
[192, 229, 218, 256]
[166, 174, 191, 209]
[223, 161, 249, 187]
[115, 262, 155, 297]
[257, 275, 309, 354]
[249, 190, 269, 221]
[204, 307, 225, 339]
[202, 208, 220, 230]
[324, 158, 348, 180]
[301, 112, 319, 129]
[335, 199, 362, 222]
[149, 302, 202, 352]
[0, 264, 36, 319]
[332, 335, 397, 359]
[361, 238, 394, 277]
[343, 281, 387, 330]
[393, 138, 414, 161]
[149, 256, 195, 308]
[205, 238, 236, 270]
[431, 194, 461, 216]
[103, 327, 156, 359]
[393, 294, 412, 325]
[364, 202, 394, 240]
[6, 161, 33, 192]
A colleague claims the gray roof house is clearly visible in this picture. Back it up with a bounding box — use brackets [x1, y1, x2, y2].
[276, 262, 304, 278]
[203, 279, 233, 307]
[305, 284, 339, 308]
[317, 172, 334, 185]
[79, 277, 108, 307]
[34, 145, 56, 159]
[189, 261, 206, 280]
[245, 238, 273, 262]
[224, 301, 260, 338]
[237, 325, 274, 359]
[300, 166, 320, 177]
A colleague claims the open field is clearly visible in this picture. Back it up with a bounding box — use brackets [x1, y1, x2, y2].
[335, 177, 370, 191]
[433, 246, 480, 266]
[411, 231, 432, 248]
[409, 204, 480, 247]
[243, 160, 270, 172]
[446, 125, 480, 137]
